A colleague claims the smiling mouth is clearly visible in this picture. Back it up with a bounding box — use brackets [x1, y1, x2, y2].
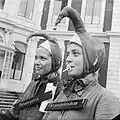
[35, 67, 42, 70]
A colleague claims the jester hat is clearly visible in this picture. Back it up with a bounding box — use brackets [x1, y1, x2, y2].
[55, 6, 105, 77]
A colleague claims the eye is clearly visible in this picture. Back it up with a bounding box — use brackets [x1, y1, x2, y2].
[40, 56, 46, 60]
[73, 51, 79, 56]
[66, 52, 69, 57]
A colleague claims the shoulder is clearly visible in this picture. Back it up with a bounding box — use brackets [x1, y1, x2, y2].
[95, 86, 120, 106]
[93, 84, 119, 100]
[95, 88, 120, 119]
[100, 88, 120, 102]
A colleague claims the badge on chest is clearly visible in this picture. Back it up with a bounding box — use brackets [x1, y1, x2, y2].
[19, 90, 52, 109]
[14, 83, 56, 110]
[45, 99, 88, 111]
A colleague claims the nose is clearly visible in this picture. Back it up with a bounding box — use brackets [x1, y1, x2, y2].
[66, 54, 72, 64]
[34, 58, 41, 65]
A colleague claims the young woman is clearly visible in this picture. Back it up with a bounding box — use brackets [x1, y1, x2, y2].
[43, 7, 120, 120]
[0, 33, 63, 120]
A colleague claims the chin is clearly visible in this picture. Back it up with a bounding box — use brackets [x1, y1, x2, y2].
[35, 71, 42, 75]
[68, 73, 79, 78]
[68, 73, 76, 77]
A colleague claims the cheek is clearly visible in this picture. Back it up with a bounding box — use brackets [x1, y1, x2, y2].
[75, 58, 83, 72]
[47, 63, 52, 70]
[44, 61, 52, 71]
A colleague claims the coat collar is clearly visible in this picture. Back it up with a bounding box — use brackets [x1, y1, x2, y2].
[63, 72, 98, 98]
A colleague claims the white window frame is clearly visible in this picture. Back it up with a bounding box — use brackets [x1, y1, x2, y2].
[10, 51, 25, 80]
[46, 0, 106, 32]
[1, 51, 14, 80]
[81, 0, 106, 32]
[46, 0, 72, 31]
[18, 0, 35, 19]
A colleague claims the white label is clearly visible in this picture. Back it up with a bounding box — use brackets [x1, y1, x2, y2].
[39, 83, 56, 112]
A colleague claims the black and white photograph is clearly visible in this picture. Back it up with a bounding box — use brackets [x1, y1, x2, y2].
[0, 0, 120, 120]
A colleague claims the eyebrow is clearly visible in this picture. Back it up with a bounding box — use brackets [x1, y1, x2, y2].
[70, 48, 82, 53]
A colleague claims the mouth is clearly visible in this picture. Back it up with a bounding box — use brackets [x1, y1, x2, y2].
[62, 66, 73, 73]
[35, 67, 42, 71]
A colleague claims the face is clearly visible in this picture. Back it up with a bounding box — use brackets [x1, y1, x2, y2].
[66, 43, 83, 78]
[34, 47, 52, 76]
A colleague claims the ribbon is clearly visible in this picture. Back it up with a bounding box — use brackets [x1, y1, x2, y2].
[63, 78, 87, 98]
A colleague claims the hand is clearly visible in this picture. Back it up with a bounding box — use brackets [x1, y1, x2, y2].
[0, 109, 11, 120]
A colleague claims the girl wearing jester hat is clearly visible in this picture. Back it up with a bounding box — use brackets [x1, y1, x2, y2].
[0, 33, 63, 120]
[43, 7, 120, 120]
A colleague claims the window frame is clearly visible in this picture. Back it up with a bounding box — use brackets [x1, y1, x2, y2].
[10, 51, 25, 80]
[1, 51, 14, 80]
[46, 0, 106, 32]
[18, 0, 35, 19]
[81, 0, 106, 32]
[46, 0, 71, 31]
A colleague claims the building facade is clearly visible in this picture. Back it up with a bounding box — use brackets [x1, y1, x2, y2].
[0, 0, 120, 98]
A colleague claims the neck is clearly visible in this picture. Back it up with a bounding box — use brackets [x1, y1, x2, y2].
[47, 72, 57, 79]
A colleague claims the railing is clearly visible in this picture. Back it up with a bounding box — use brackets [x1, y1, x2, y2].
[0, 90, 21, 110]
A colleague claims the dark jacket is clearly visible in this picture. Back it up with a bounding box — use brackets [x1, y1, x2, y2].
[0, 76, 63, 120]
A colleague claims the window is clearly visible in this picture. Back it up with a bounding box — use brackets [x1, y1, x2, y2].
[1, 51, 13, 80]
[10, 52, 25, 80]
[18, 0, 35, 19]
[52, 0, 63, 23]
[52, 0, 68, 24]
[0, 0, 5, 9]
[46, 0, 68, 30]
[84, 0, 102, 24]
[41, 0, 51, 30]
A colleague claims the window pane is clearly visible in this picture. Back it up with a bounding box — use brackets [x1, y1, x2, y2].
[1, 51, 13, 80]
[18, 0, 35, 19]
[18, 0, 27, 17]
[84, 0, 102, 24]
[85, 0, 94, 24]
[52, 0, 67, 24]
[93, 0, 101, 24]
[41, 0, 51, 30]
[25, 0, 35, 19]
[52, 0, 62, 23]
[0, 0, 5, 9]
[10, 52, 25, 80]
